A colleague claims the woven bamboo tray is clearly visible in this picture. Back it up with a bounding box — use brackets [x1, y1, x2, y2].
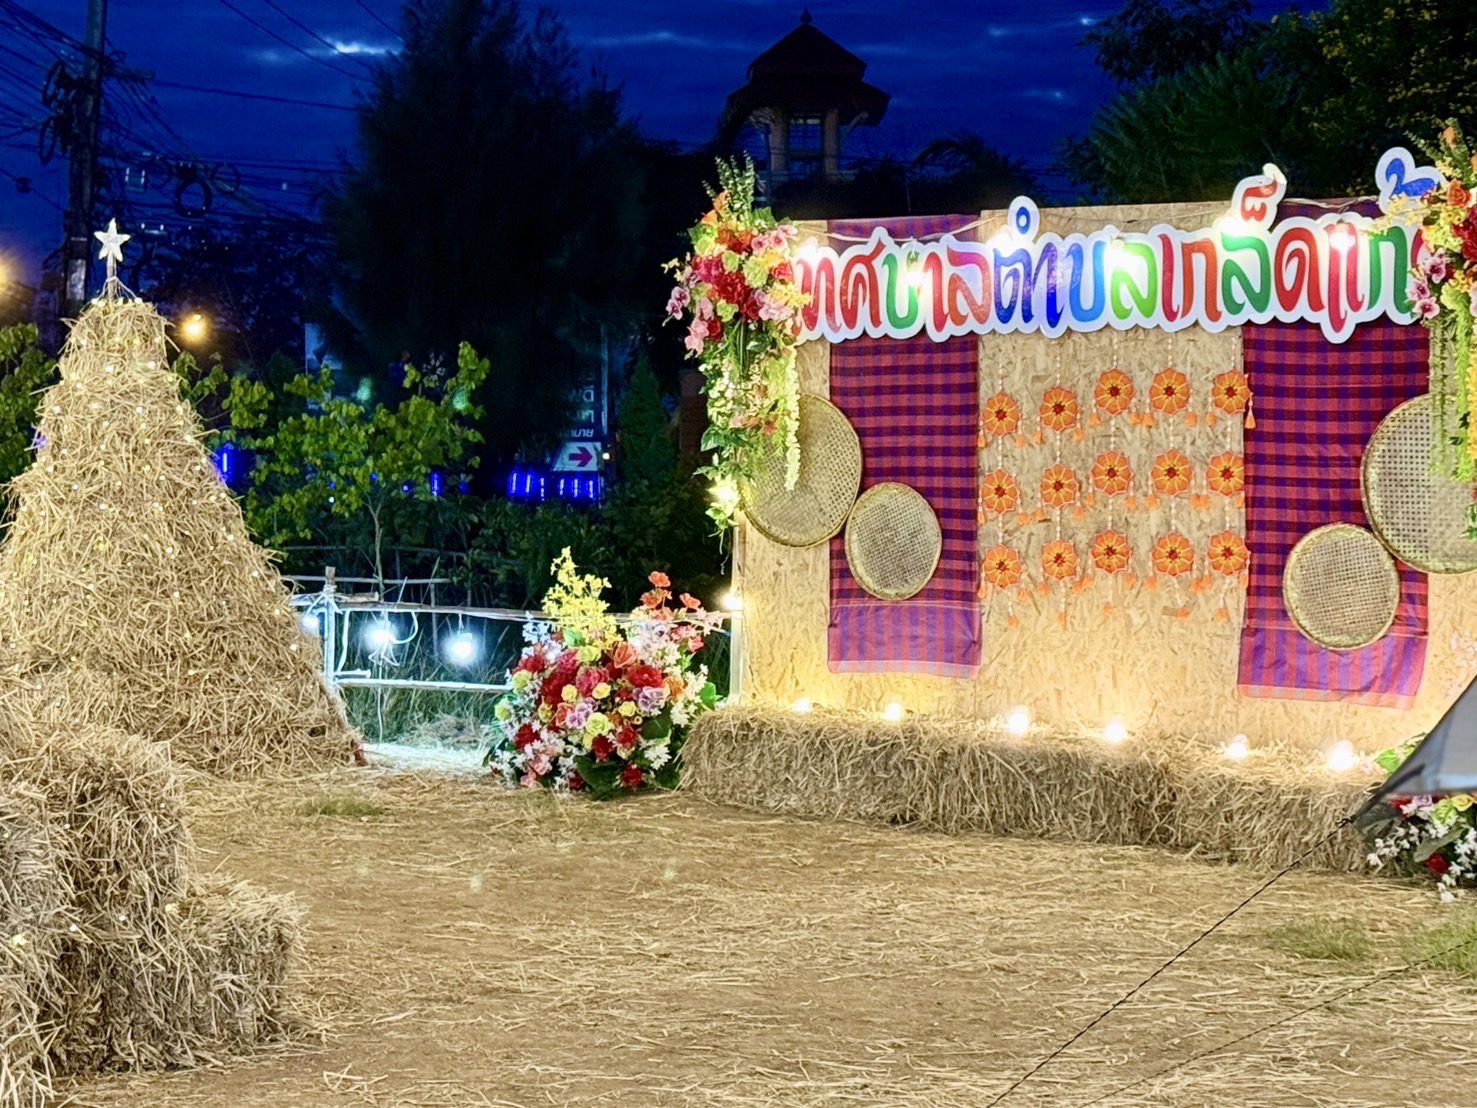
[844, 482, 941, 601]
[1361, 393, 1477, 574]
[1282, 523, 1400, 650]
[740, 394, 862, 548]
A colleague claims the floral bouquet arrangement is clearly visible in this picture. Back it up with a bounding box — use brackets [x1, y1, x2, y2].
[664, 156, 808, 528]
[485, 550, 720, 798]
[1363, 733, 1477, 901]
[1404, 121, 1477, 506]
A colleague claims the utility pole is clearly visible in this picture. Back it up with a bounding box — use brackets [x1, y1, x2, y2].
[62, 0, 108, 315]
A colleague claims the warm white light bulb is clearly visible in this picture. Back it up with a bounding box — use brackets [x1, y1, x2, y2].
[1327, 224, 1358, 253]
[1005, 706, 1031, 735]
[1326, 740, 1357, 773]
[362, 620, 396, 652]
[719, 589, 743, 612]
[882, 701, 904, 722]
[1103, 719, 1127, 745]
[443, 631, 480, 667]
[791, 697, 812, 714]
[1224, 734, 1250, 761]
[299, 612, 321, 636]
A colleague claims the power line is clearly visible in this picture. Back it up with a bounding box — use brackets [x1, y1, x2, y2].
[255, 0, 378, 73]
[150, 79, 357, 113]
[352, 0, 400, 40]
[213, 0, 366, 81]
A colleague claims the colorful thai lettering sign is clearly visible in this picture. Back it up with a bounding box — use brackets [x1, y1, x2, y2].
[795, 151, 1442, 346]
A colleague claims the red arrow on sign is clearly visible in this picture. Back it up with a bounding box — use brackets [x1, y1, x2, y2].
[569, 446, 593, 467]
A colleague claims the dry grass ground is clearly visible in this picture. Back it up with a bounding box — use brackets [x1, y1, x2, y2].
[62, 767, 1477, 1108]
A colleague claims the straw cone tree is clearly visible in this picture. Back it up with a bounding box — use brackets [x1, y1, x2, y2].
[0, 289, 358, 774]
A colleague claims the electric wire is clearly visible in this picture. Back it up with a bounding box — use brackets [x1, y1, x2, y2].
[213, 0, 366, 81]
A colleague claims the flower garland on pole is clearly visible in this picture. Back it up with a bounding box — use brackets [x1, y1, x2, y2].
[665, 157, 808, 528]
[1401, 122, 1477, 523]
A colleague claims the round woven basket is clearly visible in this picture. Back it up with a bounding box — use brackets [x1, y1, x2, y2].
[1361, 393, 1477, 574]
[844, 482, 942, 601]
[739, 394, 862, 548]
[1282, 523, 1400, 651]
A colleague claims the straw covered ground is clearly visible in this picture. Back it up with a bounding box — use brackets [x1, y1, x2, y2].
[684, 707, 1373, 872]
[60, 765, 1477, 1108]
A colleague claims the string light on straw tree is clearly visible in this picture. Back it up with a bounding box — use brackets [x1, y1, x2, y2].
[0, 224, 359, 774]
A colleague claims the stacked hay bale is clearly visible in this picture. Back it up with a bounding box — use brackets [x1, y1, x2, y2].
[0, 295, 357, 775]
[0, 288, 334, 1102]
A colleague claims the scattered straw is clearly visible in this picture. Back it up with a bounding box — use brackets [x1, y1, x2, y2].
[0, 296, 358, 775]
[682, 707, 1369, 872]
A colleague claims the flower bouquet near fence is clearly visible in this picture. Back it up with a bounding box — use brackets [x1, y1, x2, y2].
[1363, 733, 1477, 901]
[664, 155, 808, 528]
[485, 550, 720, 798]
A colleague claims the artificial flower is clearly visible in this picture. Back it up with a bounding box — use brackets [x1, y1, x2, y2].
[1151, 450, 1192, 497]
[1039, 463, 1080, 509]
[981, 392, 1022, 438]
[1206, 452, 1245, 497]
[1211, 371, 1250, 415]
[980, 469, 1021, 516]
[1040, 387, 1080, 433]
[1094, 370, 1134, 416]
[1041, 540, 1079, 581]
[1151, 533, 1195, 577]
[1150, 368, 1189, 416]
[1091, 451, 1132, 497]
[1207, 531, 1249, 576]
[982, 544, 1023, 589]
[1090, 530, 1131, 574]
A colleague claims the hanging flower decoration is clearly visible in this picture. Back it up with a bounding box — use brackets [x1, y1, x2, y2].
[982, 544, 1024, 589]
[1151, 450, 1192, 497]
[1151, 533, 1195, 577]
[1091, 451, 1132, 497]
[1093, 370, 1134, 417]
[1206, 451, 1245, 497]
[1091, 530, 1131, 575]
[1208, 531, 1250, 576]
[982, 392, 1022, 439]
[1039, 387, 1080, 433]
[665, 156, 808, 528]
[1041, 540, 1079, 582]
[1211, 371, 1251, 416]
[1149, 368, 1190, 418]
[980, 469, 1021, 517]
[1040, 463, 1080, 509]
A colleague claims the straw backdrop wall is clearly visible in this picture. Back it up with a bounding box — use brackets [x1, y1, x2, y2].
[737, 205, 1477, 753]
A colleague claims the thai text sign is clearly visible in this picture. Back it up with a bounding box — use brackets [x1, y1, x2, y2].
[795, 151, 1442, 346]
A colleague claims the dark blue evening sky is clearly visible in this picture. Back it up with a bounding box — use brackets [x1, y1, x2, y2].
[1, 0, 1310, 283]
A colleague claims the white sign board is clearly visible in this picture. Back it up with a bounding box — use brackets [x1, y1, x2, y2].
[553, 441, 602, 472]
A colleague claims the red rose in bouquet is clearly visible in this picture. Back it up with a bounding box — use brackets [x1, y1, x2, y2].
[627, 664, 665, 689]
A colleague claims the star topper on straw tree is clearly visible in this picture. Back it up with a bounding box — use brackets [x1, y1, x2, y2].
[93, 218, 130, 290]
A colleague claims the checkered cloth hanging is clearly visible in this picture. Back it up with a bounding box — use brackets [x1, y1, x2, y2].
[826, 215, 982, 677]
[1237, 313, 1430, 707]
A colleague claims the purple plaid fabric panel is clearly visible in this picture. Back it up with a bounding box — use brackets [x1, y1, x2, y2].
[1237, 314, 1429, 707]
[827, 214, 981, 677]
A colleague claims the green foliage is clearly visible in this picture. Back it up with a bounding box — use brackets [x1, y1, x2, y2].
[1402, 914, 1477, 979]
[1066, 0, 1477, 201]
[323, 0, 653, 462]
[1265, 917, 1374, 962]
[294, 794, 387, 818]
[227, 343, 491, 581]
[618, 360, 676, 490]
[1082, 0, 1261, 87]
[0, 325, 55, 509]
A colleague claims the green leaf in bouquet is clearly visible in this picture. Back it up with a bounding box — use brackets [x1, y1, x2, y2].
[1413, 826, 1466, 863]
[699, 681, 718, 710]
[573, 755, 624, 801]
[1374, 748, 1407, 775]
[651, 756, 681, 791]
[642, 711, 673, 741]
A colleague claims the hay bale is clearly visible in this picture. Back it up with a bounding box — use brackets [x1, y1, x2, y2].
[0, 785, 75, 1108]
[683, 707, 1369, 872]
[0, 295, 358, 775]
[48, 876, 304, 1074]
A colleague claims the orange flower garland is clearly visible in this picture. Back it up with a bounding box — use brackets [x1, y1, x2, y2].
[1150, 450, 1192, 496]
[1040, 463, 1080, 509]
[1041, 540, 1079, 581]
[1039, 387, 1080, 433]
[1211, 370, 1250, 415]
[980, 469, 1020, 516]
[1208, 531, 1250, 576]
[982, 544, 1024, 589]
[1151, 532, 1195, 577]
[1090, 530, 1131, 574]
[1206, 451, 1245, 497]
[1091, 451, 1132, 496]
[1093, 370, 1134, 417]
[981, 392, 1021, 438]
[1149, 368, 1190, 417]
